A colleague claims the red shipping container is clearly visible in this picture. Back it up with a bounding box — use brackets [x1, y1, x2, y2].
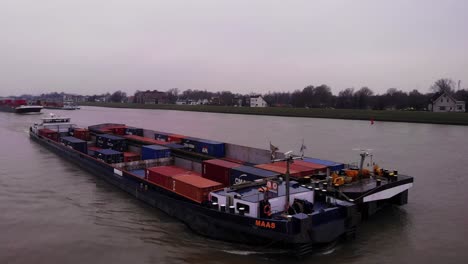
[172, 174, 223, 203]
[268, 161, 317, 177]
[293, 160, 327, 173]
[98, 128, 112, 134]
[254, 163, 306, 178]
[73, 128, 91, 141]
[124, 152, 140, 162]
[88, 146, 102, 151]
[109, 126, 126, 135]
[202, 159, 241, 186]
[146, 166, 192, 190]
[38, 128, 59, 142]
[221, 157, 245, 164]
[167, 134, 185, 143]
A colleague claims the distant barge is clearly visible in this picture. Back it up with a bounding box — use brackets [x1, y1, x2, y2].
[29, 115, 413, 255]
[0, 99, 43, 114]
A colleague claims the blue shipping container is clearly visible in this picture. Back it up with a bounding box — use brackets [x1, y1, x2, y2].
[230, 165, 280, 185]
[141, 145, 171, 160]
[302, 157, 344, 172]
[154, 131, 169, 142]
[196, 139, 225, 158]
[61, 136, 88, 154]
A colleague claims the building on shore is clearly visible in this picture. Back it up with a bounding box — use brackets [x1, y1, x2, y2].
[249, 95, 268, 107]
[428, 91, 465, 112]
[133, 90, 168, 104]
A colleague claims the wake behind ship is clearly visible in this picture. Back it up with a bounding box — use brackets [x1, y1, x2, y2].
[29, 115, 413, 255]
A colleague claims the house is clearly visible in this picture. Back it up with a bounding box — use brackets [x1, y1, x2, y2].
[133, 90, 168, 104]
[428, 91, 465, 112]
[233, 97, 243, 107]
[249, 95, 268, 107]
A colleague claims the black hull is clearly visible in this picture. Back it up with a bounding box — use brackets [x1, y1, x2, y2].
[29, 132, 360, 254]
[15, 107, 42, 114]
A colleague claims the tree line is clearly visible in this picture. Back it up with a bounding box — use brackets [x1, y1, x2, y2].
[95, 78, 468, 111]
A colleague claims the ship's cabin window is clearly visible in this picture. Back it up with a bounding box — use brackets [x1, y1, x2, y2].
[211, 196, 218, 203]
[236, 203, 250, 213]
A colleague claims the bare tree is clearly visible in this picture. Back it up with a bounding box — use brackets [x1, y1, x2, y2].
[431, 78, 455, 94]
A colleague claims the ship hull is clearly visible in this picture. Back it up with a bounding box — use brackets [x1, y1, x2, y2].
[15, 106, 43, 114]
[29, 131, 359, 254]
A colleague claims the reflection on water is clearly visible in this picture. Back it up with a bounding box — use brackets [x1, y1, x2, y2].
[1, 107, 468, 263]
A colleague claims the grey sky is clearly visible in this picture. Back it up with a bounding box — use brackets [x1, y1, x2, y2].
[1, 0, 467, 96]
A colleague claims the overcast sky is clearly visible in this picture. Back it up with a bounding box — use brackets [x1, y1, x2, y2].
[1, 0, 467, 96]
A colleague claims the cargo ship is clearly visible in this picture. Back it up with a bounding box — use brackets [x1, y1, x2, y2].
[42, 100, 80, 110]
[29, 115, 413, 255]
[0, 99, 43, 114]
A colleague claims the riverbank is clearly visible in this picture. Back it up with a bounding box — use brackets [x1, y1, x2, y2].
[80, 102, 468, 125]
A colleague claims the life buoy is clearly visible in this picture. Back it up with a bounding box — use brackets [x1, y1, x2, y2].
[333, 177, 345, 186]
[263, 204, 272, 217]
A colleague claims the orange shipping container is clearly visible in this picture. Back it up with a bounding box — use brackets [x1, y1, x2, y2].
[146, 166, 192, 190]
[289, 160, 327, 173]
[172, 174, 223, 203]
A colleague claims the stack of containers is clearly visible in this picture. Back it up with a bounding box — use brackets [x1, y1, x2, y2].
[141, 145, 171, 160]
[60, 136, 88, 154]
[302, 157, 344, 172]
[172, 174, 224, 203]
[229, 166, 280, 186]
[202, 159, 241, 186]
[123, 152, 140, 162]
[94, 149, 124, 164]
[125, 127, 144, 136]
[38, 128, 59, 141]
[69, 128, 91, 141]
[96, 134, 127, 152]
[146, 165, 194, 190]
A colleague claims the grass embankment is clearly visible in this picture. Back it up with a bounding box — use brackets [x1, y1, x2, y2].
[80, 102, 468, 126]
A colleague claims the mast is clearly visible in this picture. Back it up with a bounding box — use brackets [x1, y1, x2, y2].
[285, 155, 291, 212]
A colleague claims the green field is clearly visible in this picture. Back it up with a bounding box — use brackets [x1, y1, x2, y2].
[80, 102, 468, 126]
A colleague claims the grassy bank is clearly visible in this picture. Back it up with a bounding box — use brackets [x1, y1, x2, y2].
[80, 102, 468, 126]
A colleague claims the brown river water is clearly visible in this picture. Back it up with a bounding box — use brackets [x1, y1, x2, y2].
[1, 106, 467, 264]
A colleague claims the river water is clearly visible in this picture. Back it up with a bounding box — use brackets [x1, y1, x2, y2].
[1, 106, 467, 264]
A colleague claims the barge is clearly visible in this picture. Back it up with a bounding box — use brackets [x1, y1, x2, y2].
[29, 115, 413, 255]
